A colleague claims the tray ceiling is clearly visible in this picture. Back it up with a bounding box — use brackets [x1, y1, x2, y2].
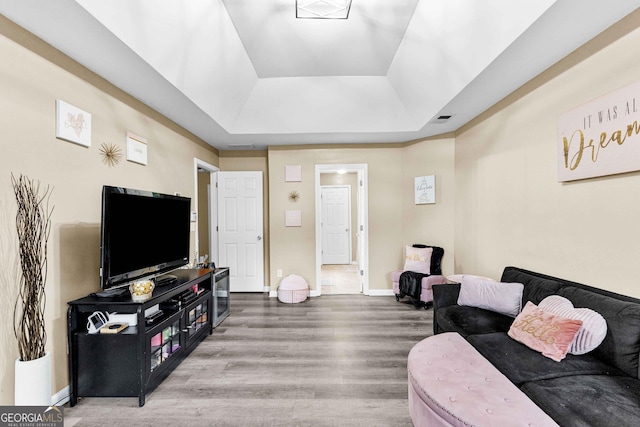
[1, 0, 639, 150]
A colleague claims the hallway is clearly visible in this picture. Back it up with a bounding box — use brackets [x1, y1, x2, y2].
[320, 264, 361, 295]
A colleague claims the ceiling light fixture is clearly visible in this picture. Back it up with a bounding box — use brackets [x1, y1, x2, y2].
[296, 0, 352, 19]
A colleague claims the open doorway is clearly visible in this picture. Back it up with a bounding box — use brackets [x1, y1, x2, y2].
[315, 164, 369, 296]
[194, 158, 219, 266]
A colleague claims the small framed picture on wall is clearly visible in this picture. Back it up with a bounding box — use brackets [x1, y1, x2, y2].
[55, 100, 92, 147]
[414, 175, 435, 204]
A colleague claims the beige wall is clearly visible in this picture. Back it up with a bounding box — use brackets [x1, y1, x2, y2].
[0, 19, 218, 404]
[454, 10, 640, 298]
[268, 146, 404, 291]
[266, 142, 456, 292]
[401, 136, 456, 275]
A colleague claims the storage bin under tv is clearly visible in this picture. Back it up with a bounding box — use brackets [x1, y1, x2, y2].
[67, 267, 228, 407]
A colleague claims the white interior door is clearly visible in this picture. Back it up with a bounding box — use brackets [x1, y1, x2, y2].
[217, 171, 264, 292]
[321, 185, 351, 265]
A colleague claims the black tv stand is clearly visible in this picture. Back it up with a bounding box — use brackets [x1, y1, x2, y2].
[155, 274, 178, 286]
[67, 268, 217, 406]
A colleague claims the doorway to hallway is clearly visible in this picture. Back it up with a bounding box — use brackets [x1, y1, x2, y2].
[315, 164, 369, 296]
[321, 185, 351, 265]
[320, 264, 361, 295]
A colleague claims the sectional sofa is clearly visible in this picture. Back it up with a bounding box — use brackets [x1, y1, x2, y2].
[431, 266, 640, 426]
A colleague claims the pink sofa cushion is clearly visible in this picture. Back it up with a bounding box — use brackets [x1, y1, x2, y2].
[408, 333, 559, 426]
[508, 301, 583, 362]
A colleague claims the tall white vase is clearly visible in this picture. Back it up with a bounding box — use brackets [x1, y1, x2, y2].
[15, 351, 52, 406]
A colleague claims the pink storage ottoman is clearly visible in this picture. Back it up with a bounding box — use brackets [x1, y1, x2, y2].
[277, 274, 309, 303]
[408, 333, 559, 427]
[391, 270, 447, 305]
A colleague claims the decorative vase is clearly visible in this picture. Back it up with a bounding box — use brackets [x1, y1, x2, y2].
[15, 351, 51, 406]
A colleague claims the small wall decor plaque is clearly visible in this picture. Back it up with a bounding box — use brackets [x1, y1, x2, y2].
[285, 165, 302, 182]
[285, 210, 302, 227]
[56, 100, 91, 147]
[414, 175, 435, 204]
[126, 132, 148, 165]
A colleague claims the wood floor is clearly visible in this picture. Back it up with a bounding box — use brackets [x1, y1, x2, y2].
[65, 293, 433, 426]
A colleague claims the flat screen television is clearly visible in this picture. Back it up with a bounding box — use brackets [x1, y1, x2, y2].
[100, 186, 191, 291]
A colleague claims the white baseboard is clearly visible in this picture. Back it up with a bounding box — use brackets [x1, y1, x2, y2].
[52, 385, 70, 406]
[270, 289, 394, 297]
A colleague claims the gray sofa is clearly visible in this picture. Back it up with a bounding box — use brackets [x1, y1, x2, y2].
[432, 266, 640, 427]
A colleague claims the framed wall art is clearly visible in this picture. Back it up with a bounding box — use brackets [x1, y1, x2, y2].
[558, 79, 640, 181]
[285, 210, 302, 227]
[285, 165, 302, 182]
[55, 100, 92, 147]
[126, 132, 148, 165]
[414, 175, 435, 205]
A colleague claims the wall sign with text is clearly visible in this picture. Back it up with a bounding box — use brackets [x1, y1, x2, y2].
[558, 80, 640, 182]
[414, 175, 435, 204]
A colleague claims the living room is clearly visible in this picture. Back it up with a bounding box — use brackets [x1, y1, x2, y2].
[1, 1, 640, 424]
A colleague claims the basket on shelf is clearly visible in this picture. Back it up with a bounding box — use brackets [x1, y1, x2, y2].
[130, 280, 155, 302]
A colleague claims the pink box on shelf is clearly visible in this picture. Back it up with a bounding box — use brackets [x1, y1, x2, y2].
[151, 333, 162, 347]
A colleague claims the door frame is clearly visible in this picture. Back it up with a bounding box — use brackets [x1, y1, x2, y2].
[315, 164, 369, 296]
[320, 185, 352, 265]
[193, 158, 219, 266]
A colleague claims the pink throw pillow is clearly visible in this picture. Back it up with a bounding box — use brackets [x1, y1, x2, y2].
[508, 301, 583, 362]
[403, 246, 432, 274]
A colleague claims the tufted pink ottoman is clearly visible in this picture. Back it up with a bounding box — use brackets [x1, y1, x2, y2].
[391, 271, 447, 305]
[408, 333, 559, 427]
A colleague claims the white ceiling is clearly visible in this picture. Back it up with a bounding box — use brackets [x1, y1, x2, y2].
[1, 0, 639, 151]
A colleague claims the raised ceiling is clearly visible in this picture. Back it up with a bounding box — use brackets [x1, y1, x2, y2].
[1, 0, 639, 150]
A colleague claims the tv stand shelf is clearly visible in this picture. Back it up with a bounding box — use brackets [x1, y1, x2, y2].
[67, 268, 220, 407]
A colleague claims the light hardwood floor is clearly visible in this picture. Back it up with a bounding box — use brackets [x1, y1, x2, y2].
[65, 293, 433, 426]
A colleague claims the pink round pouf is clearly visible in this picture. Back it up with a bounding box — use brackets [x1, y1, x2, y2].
[277, 274, 309, 303]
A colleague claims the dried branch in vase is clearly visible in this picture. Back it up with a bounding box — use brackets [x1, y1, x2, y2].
[11, 174, 54, 362]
